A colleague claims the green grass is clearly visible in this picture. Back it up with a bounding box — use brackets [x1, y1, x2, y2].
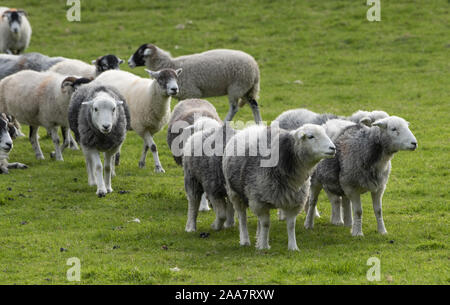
[0, 0, 449, 284]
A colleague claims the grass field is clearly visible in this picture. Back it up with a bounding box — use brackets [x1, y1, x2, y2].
[0, 0, 448, 284]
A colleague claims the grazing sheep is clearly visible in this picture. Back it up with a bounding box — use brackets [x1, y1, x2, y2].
[0, 70, 91, 160]
[93, 68, 181, 173]
[0, 52, 66, 80]
[183, 123, 237, 232]
[0, 8, 31, 54]
[128, 44, 262, 123]
[304, 116, 418, 236]
[50, 54, 124, 79]
[223, 124, 336, 250]
[0, 113, 27, 173]
[68, 84, 129, 197]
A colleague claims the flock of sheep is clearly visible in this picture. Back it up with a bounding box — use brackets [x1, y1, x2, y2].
[0, 7, 419, 250]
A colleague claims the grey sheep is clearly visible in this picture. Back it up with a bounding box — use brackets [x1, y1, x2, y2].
[0, 8, 31, 54]
[304, 116, 418, 236]
[68, 84, 130, 197]
[128, 44, 262, 123]
[183, 123, 237, 232]
[223, 124, 336, 250]
[0, 52, 66, 80]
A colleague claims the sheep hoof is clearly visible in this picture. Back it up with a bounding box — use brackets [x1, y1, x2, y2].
[240, 241, 251, 247]
[224, 220, 235, 229]
[138, 161, 145, 168]
[36, 155, 45, 160]
[256, 244, 270, 250]
[304, 221, 314, 230]
[154, 165, 165, 173]
[185, 226, 196, 233]
[331, 219, 344, 226]
[97, 190, 107, 198]
[378, 229, 388, 235]
[107, 188, 113, 194]
[288, 246, 300, 251]
[351, 230, 364, 237]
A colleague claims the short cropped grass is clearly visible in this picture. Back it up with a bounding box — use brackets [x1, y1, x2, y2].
[0, 0, 448, 284]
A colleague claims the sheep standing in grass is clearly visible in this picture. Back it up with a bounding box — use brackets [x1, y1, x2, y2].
[50, 54, 124, 79]
[0, 52, 66, 80]
[128, 44, 262, 123]
[68, 84, 129, 197]
[0, 8, 31, 54]
[183, 123, 236, 232]
[0, 113, 27, 174]
[223, 124, 336, 250]
[0, 70, 91, 160]
[93, 68, 181, 173]
[304, 116, 418, 236]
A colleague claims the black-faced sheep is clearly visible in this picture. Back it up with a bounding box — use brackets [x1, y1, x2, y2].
[128, 44, 262, 123]
[68, 84, 129, 197]
[0, 7, 31, 54]
[223, 124, 336, 250]
[304, 116, 418, 236]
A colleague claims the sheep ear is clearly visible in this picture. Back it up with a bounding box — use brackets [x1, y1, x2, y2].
[373, 120, 387, 129]
[91, 59, 97, 65]
[17, 10, 27, 17]
[359, 116, 372, 126]
[143, 48, 152, 56]
[292, 130, 306, 141]
[82, 101, 93, 106]
[175, 68, 183, 76]
[118, 58, 124, 65]
[145, 69, 160, 79]
[116, 100, 124, 106]
[61, 77, 76, 89]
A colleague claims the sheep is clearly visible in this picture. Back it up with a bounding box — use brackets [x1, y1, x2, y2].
[222, 124, 336, 250]
[167, 98, 222, 211]
[93, 68, 182, 173]
[68, 84, 129, 197]
[0, 113, 27, 174]
[128, 44, 262, 123]
[304, 116, 418, 236]
[49, 54, 124, 79]
[183, 123, 237, 232]
[0, 70, 91, 161]
[0, 8, 31, 54]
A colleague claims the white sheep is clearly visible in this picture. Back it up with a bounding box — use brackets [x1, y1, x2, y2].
[0, 8, 31, 54]
[128, 44, 262, 123]
[93, 68, 182, 172]
[0, 70, 91, 160]
[49, 54, 124, 79]
[223, 124, 336, 250]
[0, 113, 27, 173]
[304, 116, 418, 236]
[68, 84, 129, 197]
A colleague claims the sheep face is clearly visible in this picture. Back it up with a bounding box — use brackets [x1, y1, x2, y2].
[291, 124, 336, 161]
[373, 116, 418, 152]
[83, 92, 123, 134]
[61, 77, 92, 96]
[145, 68, 182, 97]
[2, 9, 26, 35]
[92, 54, 124, 73]
[0, 117, 13, 158]
[128, 43, 155, 68]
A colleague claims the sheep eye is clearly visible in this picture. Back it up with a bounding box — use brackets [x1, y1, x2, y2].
[94, 108, 98, 112]
[112, 108, 116, 112]
[307, 135, 315, 139]
[391, 128, 397, 131]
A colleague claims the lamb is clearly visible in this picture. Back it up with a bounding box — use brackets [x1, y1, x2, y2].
[304, 116, 418, 236]
[0, 70, 91, 160]
[93, 68, 181, 173]
[0, 113, 27, 174]
[68, 84, 129, 197]
[128, 44, 262, 123]
[183, 122, 237, 232]
[49, 54, 124, 79]
[0, 8, 31, 54]
[222, 124, 336, 250]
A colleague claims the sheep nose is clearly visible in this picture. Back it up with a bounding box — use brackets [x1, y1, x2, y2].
[170, 87, 178, 95]
[329, 146, 336, 151]
[102, 124, 111, 130]
[5, 142, 12, 151]
[411, 142, 418, 149]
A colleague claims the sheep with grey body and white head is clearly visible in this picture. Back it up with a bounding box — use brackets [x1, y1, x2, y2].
[304, 116, 418, 236]
[0, 70, 91, 161]
[0, 7, 31, 54]
[128, 44, 262, 123]
[93, 68, 181, 173]
[68, 84, 130, 197]
[223, 124, 336, 250]
[0, 113, 27, 174]
[183, 122, 237, 232]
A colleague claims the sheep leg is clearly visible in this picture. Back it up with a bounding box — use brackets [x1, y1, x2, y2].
[277, 209, 286, 221]
[347, 193, 363, 236]
[104, 150, 115, 194]
[140, 131, 165, 173]
[229, 189, 250, 246]
[342, 196, 353, 227]
[325, 190, 344, 226]
[62, 127, 79, 151]
[224, 198, 235, 228]
[304, 183, 323, 229]
[6, 162, 28, 169]
[199, 193, 211, 211]
[210, 196, 228, 231]
[247, 98, 262, 124]
[29, 126, 44, 160]
[91, 150, 106, 197]
[224, 96, 238, 122]
[84, 152, 95, 186]
[371, 187, 387, 235]
[184, 173, 202, 232]
[250, 202, 270, 250]
[49, 127, 64, 161]
[283, 207, 301, 251]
